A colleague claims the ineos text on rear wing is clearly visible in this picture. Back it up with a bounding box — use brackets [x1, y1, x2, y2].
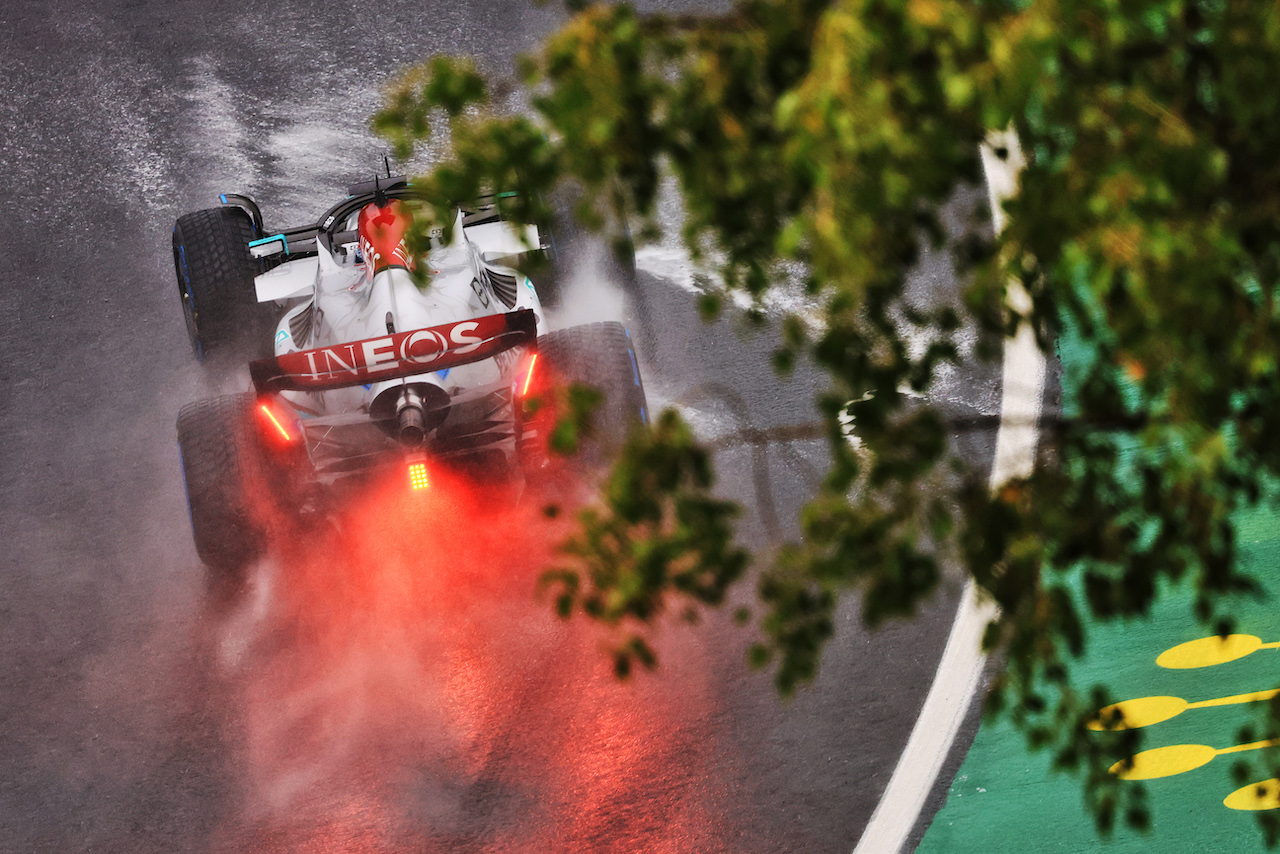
[250, 309, 537, 393]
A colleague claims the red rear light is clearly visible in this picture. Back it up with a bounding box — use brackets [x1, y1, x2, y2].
[258, 404, 292, 441]
[521, 353, 539, 397]
[255, 397, 302, 446]
[407, 461, 430, 490]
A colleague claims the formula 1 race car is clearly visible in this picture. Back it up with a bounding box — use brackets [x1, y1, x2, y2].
[172, 176, 648, 577]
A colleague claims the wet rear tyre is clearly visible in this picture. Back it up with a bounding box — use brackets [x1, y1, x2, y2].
[172, 206, 273, 362]
[535, 321, 648, 464]
[177, 393, 268, 581]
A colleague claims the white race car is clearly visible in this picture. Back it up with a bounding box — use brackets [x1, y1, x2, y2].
[172, 176, 647, 578]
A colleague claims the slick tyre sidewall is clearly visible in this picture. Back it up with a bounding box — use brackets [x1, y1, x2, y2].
[172, 206, 273, 365]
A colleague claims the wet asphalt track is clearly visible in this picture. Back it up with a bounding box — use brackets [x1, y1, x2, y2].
[0, 2, 999, 851]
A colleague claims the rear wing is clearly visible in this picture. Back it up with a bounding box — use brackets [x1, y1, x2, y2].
[250, 309, 537, 394]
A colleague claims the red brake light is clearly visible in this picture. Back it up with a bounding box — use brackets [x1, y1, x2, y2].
[408, 461, 430, 490]
[258, 404, 292, 441]
[255, 398, 302, 446]
[520, 353, 538, 397]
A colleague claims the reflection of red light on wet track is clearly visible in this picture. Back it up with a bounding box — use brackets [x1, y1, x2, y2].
[213, 466, 730, 853]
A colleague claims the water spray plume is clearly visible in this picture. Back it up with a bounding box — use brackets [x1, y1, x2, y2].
[211, 464, 732, 852]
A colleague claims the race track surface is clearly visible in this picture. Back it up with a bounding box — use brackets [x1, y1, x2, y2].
[0, 2, 997, 851]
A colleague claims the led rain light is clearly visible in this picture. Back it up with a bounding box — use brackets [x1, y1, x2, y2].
[522, 353, 538, 397]
[258, 403, 293, 442]
[407, 461, 430, 490]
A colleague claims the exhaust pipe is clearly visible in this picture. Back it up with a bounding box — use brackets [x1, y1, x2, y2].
[396, 387, 428, 446]
[371, 382, 449, 445]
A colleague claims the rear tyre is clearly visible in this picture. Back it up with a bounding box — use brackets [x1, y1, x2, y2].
[177, 394, 270, 581]
[534, 321, 648, 465]
[172, 207, 273, 362]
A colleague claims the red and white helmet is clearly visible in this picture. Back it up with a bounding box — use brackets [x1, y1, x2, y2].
[354, 198, 413, 288]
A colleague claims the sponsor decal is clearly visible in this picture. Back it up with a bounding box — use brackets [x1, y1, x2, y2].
[251, 310, 537, 393]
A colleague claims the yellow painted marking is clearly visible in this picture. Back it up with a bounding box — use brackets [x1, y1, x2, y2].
[1156, 634, 1280, 669]
[1112, 738, 1280, 781]
[1090, 696, 1187, 731]
[1226, 779, 1280, 811]
[1092, 627, 1280, 810]
[1089, 689, 1280, 731]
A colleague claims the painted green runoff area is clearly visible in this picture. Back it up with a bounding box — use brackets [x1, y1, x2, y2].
[920, 321, 1280, 851]
[918, 511, 1280, 852]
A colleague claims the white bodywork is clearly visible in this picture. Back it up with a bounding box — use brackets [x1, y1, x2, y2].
[253, 209, 548, 477]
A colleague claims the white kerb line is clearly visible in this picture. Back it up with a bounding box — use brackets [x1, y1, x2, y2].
[851, 128, 1043, 854]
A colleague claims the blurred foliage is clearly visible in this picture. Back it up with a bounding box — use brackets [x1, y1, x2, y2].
[542, 409, 749, 677]
[373, 0, 1280, 838]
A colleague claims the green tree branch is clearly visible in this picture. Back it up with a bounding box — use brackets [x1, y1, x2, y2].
[372, 0, 1280, 840]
